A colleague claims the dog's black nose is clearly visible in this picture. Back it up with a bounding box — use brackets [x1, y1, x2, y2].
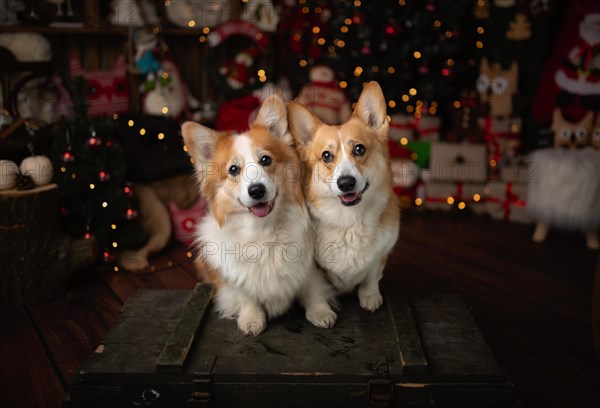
[337, 176, 356, 192]
[248, 183, 266, 199]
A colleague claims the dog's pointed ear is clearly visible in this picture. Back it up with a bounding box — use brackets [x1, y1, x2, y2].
[287, 101, 321, 147]
[253, 95, 293, 145]
[353, 82, 389, 140]
[181, 121, 219, 162]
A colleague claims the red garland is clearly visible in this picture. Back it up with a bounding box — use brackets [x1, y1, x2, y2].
[485, 182, 526, 221]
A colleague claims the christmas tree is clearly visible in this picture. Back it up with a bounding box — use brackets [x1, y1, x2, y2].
[281, 0, 474, 127]
[52, 77, 146, 264]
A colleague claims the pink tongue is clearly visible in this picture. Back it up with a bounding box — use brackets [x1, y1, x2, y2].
[250, 202, 271, 217]
[341, 193, 359, 203]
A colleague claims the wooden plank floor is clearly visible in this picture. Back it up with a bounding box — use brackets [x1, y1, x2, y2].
[0, 211, 598, 407]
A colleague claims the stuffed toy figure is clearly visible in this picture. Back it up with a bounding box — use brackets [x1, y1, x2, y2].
[527, 108, 600, 249]
[296, 65, 351, 125]
[118, 174, 205, 272]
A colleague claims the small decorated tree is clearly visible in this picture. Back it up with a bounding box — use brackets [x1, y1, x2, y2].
[52, 77, 146, 263]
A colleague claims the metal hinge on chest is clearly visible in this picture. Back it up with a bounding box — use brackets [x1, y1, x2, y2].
[369, 379, 393, 408]
[189, 355, 215, 408]
[189, 374, 211, 408]
[368, 357, 393, 408]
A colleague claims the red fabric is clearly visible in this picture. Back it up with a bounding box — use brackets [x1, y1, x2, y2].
[533, 0, 600, 125]
[216, 95, 261, 132]
[168, 198, 207, 247]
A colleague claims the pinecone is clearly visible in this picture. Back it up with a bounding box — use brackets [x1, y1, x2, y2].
[15, 173, 35, 190]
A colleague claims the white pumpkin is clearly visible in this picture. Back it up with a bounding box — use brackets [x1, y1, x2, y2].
[0, 160, 19, 190]
[20, 155, 53, 186]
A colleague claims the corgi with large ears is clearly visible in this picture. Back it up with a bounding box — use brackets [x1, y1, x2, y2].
[181, 96, 337, 336]
[288, 82, 400, 312]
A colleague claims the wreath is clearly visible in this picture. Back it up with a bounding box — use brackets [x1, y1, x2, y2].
[208, 20, 271, 99]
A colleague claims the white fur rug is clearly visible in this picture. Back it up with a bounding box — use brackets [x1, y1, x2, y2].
[527, 148, 600, 232]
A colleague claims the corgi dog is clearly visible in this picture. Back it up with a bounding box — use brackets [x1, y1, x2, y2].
[288, 82, 400, 312]
[181, 96, 337, 336]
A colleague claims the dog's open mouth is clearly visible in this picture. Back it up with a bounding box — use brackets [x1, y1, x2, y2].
[249, 200, 273, 217]
[339, 182, 370, 207]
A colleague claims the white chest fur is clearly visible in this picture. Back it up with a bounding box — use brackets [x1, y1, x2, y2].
[198, 204, 314, 313]
[311, 193, 399, 292]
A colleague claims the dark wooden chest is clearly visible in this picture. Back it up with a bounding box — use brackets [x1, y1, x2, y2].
[64, 284, 516, 407]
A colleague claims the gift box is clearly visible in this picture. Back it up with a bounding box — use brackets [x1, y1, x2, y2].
[389, 113, 440, 143]
[389, 113, 415, 142]
[484, 182, 529, 224]
[499, 156, 534, 184]
[480, 116, 521, 174]
[423, 142, 487, 183]
[423, 181, 487, 214]
[406, 141, 431, 169]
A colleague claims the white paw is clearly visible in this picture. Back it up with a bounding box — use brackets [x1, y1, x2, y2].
[306, 306, 337, 329]
[238, 319, 267, 336]
[359, 292, 383, 312]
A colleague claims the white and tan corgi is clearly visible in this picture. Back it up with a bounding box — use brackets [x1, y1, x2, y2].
[181, 96, 337, 336]
[288, 82, 400, 312]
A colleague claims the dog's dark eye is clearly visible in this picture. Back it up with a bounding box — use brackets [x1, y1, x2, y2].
[228, 164, 240, 176]
[260, 155, 272, 166]
[322, 151, 333, 163]
[353, 144, 366, 156]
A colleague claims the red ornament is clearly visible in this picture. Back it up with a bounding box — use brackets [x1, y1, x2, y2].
[98, 170, 111, 182]
[102, 250, 115, 263]
[61, 150, 75, 162]
[87, 136, 102, 148]
[441, 68, 450, 77]
[125, 208, 138, 220]
[123, 184, 134, 196]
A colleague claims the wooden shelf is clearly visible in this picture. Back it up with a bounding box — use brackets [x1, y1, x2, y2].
[0, 25, 211, 37]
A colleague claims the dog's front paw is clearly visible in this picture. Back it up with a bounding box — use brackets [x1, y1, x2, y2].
[359, 292, 383, 312]
[237, 313, 266, 336]
[239, 320, 266, 336]
[306, 306, 337, 329]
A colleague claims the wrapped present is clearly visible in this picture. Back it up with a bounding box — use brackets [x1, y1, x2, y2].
[499, 156, 534, 183]
[406, 141, 431, 169]
[423, 142, 487, 183]
[389, 113, 415, 142]
[424, 181, 486, 214]
[484, 182, 529, 224]
[480, 116, 521, 174]
[415, 114, 441, 142]
[389, 141, 420, 208]
[389, 113, 441, 143]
